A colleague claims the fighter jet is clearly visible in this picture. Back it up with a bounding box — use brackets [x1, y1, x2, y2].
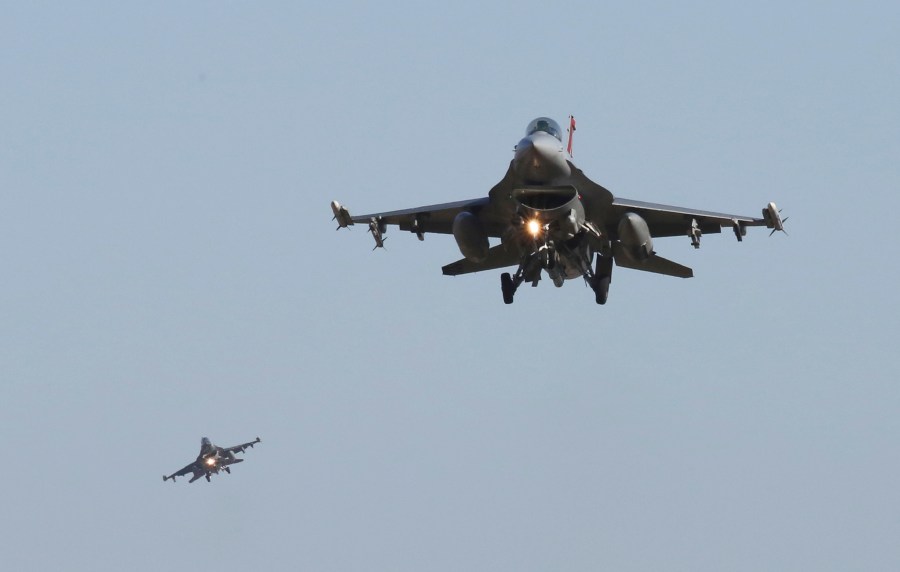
[332, 117, 785, 304]
[163, 437, 261, 483]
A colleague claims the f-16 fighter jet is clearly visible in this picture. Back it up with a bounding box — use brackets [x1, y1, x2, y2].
[163, 437, 260, 483]
[332, 117, 784, 304]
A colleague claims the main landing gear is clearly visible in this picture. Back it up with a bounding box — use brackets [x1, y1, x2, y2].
[500, 272, 518, 304]
[501, 250, 611, 305]
[500, 252, 542, 304]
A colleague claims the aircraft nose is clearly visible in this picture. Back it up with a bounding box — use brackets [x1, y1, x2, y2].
[513, 133, 569, 183]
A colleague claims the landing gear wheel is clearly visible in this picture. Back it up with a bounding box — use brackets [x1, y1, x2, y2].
[501, 272, 515, 304]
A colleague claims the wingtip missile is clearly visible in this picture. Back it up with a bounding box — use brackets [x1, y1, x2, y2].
[331, 201, 353, 229]
[763, 202, 788, 236]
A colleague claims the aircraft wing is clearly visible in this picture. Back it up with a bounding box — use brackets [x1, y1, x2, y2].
[220, 437, 261, 455]
[332, 197, 507, 238]
[164, 462, 198, 482]
[611, 198, 769, 238]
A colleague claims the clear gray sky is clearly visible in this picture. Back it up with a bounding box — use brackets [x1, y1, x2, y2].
[3, 2, 899, 570]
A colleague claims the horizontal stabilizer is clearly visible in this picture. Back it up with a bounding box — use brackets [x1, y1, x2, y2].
[613, 246, 693, 278]
[442, 244, 520, 276]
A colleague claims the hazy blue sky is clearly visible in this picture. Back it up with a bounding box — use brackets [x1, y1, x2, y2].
[3, 2, 899, 570]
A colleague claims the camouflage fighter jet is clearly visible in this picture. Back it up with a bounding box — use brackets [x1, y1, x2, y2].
[163, 437, 261, 483]
[332, 117, 784, 304]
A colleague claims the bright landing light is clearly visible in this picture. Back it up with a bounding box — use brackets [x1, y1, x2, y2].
[205, 457, 217, 467]
[526, 219, 542, 237]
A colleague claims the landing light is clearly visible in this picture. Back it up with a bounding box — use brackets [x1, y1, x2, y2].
[526, 219, 542, 237]
[205, 458, 217, 467]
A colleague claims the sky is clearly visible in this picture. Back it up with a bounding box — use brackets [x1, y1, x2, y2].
[2, 1, 899, 570]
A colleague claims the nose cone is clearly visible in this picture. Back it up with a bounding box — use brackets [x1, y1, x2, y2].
[513, 132, 570, 184]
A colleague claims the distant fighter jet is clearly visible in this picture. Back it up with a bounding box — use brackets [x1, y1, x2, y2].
[332, 117, 785, 304]
[163, 437, 260, 483]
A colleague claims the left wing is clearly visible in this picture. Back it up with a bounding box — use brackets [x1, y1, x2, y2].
[219, 437, 261, 455]
[332, 197, 508, 239]
[611, 197, 778, 240]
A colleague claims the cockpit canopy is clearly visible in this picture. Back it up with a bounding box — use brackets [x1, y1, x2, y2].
[525, 117, 562, 142]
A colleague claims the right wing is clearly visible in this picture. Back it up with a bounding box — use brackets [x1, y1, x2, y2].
[163, 462, 198, 482]
[332, 163, 519, 245]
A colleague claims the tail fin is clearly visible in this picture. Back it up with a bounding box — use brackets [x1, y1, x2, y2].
[566, 115, 576, 157]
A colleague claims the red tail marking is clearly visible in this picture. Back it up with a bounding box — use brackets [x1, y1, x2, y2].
[566, 115, 576, 157]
